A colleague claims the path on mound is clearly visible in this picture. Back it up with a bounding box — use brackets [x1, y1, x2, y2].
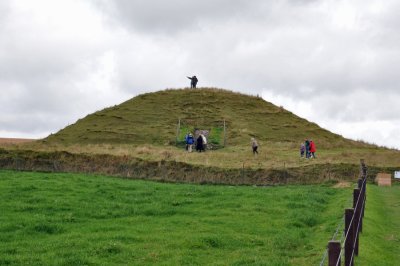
[357, 183, 400, 265]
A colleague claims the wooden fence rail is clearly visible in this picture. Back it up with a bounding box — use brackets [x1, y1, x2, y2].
[327, 160, 367, 266]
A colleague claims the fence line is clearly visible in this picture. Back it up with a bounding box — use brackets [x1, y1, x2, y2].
[319, 159, 367, 266]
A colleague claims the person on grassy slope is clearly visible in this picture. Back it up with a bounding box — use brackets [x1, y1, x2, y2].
[196, 134, 204, 152]
[251, 137, 258, 155]
[305, 139, 310, 159]
[309, 140, 316, 158]
[184, 133, 189, 151]
[201, 134, 207, 150]
[185, 133, 194, 152]
[300, 142, 305, 158]
[187, 75, 198, 88]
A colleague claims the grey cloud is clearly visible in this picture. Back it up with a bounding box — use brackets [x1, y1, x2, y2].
[0, 2, 10, 25]
[287, 0, 319, 3]
[0, 2, 126, 137]
[92, 0, 269, 34]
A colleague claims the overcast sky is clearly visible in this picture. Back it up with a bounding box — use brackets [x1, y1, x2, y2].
[1, 0, 399, 149]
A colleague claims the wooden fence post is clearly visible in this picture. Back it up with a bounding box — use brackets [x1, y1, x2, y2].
[362, 176, 366, 219]
[321, 160, 368, 266]
[353, 188, 360, 256]
[328, 241, 341, 266]
[359, 159, 364, 176]
[345, 208, 354, 266]
[358, 179, 364, 232]
[357, 178, 362, 189]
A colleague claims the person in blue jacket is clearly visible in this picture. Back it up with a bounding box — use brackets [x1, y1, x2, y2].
[185, 133, 195, 152]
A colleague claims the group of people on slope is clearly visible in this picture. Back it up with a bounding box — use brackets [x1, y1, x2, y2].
[300, 139, 316, 159]
[184, 133, 207, 152]
[250, 137, 317, 159]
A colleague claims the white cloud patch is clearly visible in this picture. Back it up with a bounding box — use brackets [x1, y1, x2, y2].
[0, 0, 129, 137]
[262, 90, 400, 149]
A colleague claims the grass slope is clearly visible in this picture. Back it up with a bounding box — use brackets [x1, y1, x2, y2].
[45, 88, 360, 148]
[0, 170, 352, 265]
[356, 183, 400, 265]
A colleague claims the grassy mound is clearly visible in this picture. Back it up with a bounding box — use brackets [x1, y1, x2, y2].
[44, 88, 361, 148]
[3, 88, 398, 184]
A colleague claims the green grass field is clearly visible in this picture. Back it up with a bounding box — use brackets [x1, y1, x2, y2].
[356, 183, 400, 265]
[0, 170, 354, 265]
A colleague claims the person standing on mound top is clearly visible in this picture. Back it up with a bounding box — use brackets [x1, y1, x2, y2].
[187, 75, 198, 88]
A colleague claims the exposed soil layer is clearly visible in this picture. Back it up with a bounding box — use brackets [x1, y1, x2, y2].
[0, 148, 390, 185]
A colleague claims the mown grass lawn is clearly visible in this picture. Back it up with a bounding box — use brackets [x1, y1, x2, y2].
[0, 170, 353, 265]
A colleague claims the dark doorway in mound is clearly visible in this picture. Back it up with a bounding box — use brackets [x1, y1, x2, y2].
[175, 119, 226, 150]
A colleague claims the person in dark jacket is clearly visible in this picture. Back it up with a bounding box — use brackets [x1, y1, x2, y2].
[305, 139, 310, 159]
[196, 134, 204, 152]
[187, 75, 198, 88]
